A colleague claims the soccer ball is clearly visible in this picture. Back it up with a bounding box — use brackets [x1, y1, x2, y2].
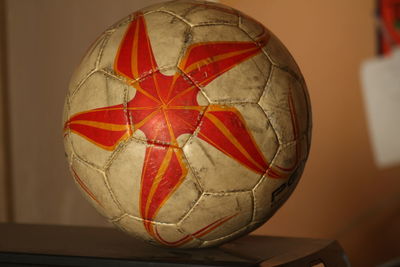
[63, 0, 311, 248]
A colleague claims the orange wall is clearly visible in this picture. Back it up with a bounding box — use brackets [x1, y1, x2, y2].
[220, 0, 400, 266]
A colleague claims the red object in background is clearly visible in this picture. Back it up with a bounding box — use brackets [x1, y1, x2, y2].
[379, 0, 400, 54]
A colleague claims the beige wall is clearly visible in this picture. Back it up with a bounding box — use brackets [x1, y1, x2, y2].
[220, 0, 400, 266]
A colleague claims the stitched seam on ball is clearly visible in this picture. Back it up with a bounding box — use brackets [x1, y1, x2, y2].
[183, 1, 240, 28]
[63, 92, 71, 125]
[99, 68, 139, 86]
[101, 63, 178, 85]
[238, 13, 243, 28]
[251, 189, 258, 222]
[170, 67, 211, 147]
[201, 223, 253, 245]
[70, 35, 107, 97]
[258, 67, 288, 145]
[279, 133, 308, 147]
[253, 161, 306, 225]
[176, 26, 194, 71]
[238, 14, 267, 41]
[143, 11, 192, 70]
[176, 64, 212, 102]
[72, 154, 106, 174]
[180, 117, 202, 152]
[111, 213, 183, 226]
[105, 14, 134, 33]
[102, 171, 125, 215]
[70, 155, 123, 218]
[252, 177, 276, 222]
[110, 213, 139, 223]
[192, 20, 239, 27]
[251, 141, 304, 221]
[288, 70, 312, 146]
[69, 137, 106, 171]
[103, 135, 137, 171]
[203, 190, 252, 196]
[177, 192, 205, 226]
[147, 10, 194, 27]
[70, 70, 96, 99]
[66, 147, 74, 168]
[250, 57, 270, 103]
[95, 32, 112, 70]
[252, 134, 281, 191]
[258, 64, 275, 107]
[238, 27, 278, 108]
[237, 20, 277, 68]
[181, 151, 205, 193]
[274, 64, 303, 85]
[171, 2, 200, 22]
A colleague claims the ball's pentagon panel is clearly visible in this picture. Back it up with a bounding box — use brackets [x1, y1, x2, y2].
[63, 0, 312, 248]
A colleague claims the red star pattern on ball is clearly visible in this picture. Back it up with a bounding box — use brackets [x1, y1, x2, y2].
[64, 12, 297, 246]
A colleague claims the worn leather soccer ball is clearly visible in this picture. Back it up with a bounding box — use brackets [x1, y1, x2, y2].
[63, 0, 311, 248]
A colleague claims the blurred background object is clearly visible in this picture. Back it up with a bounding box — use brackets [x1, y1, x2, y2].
[361, 0, 400, 168]
[361, 48, 400, 168]
[0, 0, 399, 266]
[377, 0, 400, 55]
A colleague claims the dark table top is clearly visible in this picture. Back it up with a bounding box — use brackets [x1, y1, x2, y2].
[0, 223, 349, 267]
